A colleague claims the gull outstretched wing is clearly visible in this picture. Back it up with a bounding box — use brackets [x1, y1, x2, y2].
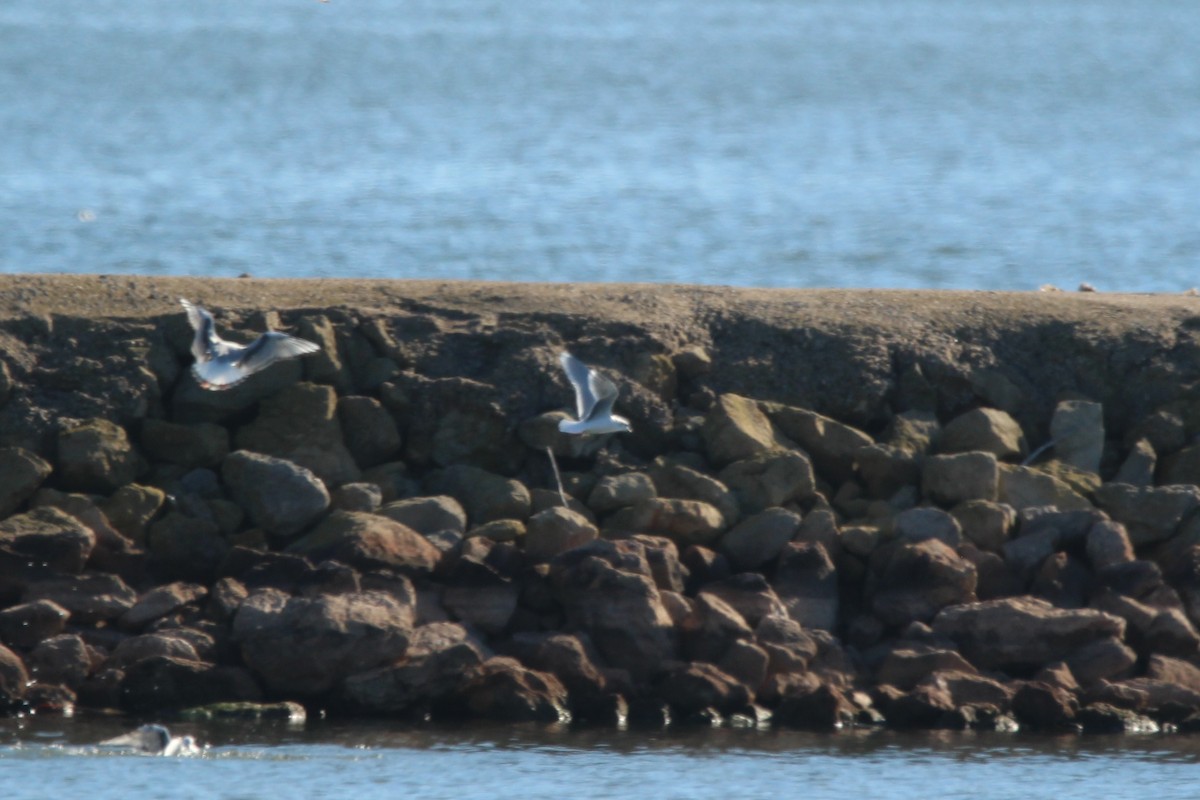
[179, 298, 217, 362]
[559, 352, 597, 420]
[586, 369, 620, 422]
[234, 331, 320, 375]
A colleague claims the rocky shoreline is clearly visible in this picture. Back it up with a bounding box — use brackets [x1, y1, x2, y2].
[5, 275, 1200, 734]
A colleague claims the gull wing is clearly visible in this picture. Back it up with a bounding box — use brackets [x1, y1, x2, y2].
[560, 352, 597, 419]
[585, 369, 620, 422]
[234, 331, 321, 374]
[179, 298, 219, 362]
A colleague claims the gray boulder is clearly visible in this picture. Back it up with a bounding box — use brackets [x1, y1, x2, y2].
[647, 461, 740, 526]
[702, 394, 785, 466]
[56, 418, 145, 493]
[0, 447, 52, 519]
[950, 499, 1015, 553]
[892, 506, 963, 548]
[222, 450, 330, 538]
[427, 465, 531, 525]
[922, 451, 998, 506]
[719, 507, 801, 572]
[337, 395, 403, 469]
[378, 495, 467, 537]
[719, 450, 815, 514]
[587, 472, 656, 514]
[1049, 400, 1104, 474]
[235, 382, 360, 486]
[938, 407, 1026, 459]
[1093, 483, 1200, 546]
[765, 404, 873, 484]
[524, 507, 598, 563]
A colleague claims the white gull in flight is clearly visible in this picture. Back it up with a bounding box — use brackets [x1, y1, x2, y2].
[557, 352, 632, 435]
[181, 298, 320, 390]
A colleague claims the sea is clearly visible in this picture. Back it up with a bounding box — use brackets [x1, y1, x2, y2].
[3, 1, 1200, 795]
[0, 0, 1197, 290]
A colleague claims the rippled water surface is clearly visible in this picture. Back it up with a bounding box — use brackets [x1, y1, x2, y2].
[1, 0, 1198, 290]
[4, 716, 1200, 800]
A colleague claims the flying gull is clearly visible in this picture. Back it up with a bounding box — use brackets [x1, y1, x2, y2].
[544, 352, 631, 508]
[100, 724, 202, 756]
[181, 298, 320, 390]
[557, 352, 632, 435]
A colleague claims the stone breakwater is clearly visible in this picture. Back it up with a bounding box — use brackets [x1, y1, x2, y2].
[5, 276, 1200, 733]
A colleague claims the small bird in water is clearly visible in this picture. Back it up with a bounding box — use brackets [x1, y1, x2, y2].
[100, 724, 202, 756]
[557, 352, 632, 435]
[180, 298, 320, 390]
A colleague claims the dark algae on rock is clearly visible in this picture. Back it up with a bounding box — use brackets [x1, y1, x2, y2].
[5, 275, 1200, 734]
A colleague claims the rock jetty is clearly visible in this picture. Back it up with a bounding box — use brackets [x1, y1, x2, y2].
[4, 274, 1200, 734]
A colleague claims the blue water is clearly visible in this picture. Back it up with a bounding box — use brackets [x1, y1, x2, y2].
[4, 717, 1200, 800]
[1, 0, 1197, 290]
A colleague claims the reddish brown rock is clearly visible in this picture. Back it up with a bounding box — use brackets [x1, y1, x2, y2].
[874, 644, 978, 690]
[105, 632, 202, 670]
[755, 615, 819, 678]
[932, 596, 1125, 671]
[604, 498, 725, 547]
[1, 506, 96, 575]
[120, 582, 208, 630]
[26, 633, 92, 689]
[232, 587, 416, 696]
[454, 656, 570, 722]
[339, 622, 490, 715]
[1011, 681, 1079, 731]
[22, 572, 138, 624]
[915, 669, 1012, 709]
[700, 573, 787, 627]
[287, 510, 441, 577]
[0, 643, 30, 709]
[549, 540, 678, 680]
[680, 592, 753, 663]
[0, 599, 69, 649]
[869, 539, 977, 628]
[773, 541, 839, 631]
[774, 680, 855, 730]
[886, 682, 959, 730]
[655, 661, 752, 716]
